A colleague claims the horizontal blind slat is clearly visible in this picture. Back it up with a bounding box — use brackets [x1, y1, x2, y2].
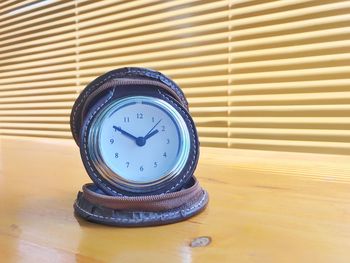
[0, 129, 71, 139]
[1, 0, 350, 154]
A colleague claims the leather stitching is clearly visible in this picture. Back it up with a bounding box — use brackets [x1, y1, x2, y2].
[82, 88, 123, 196]
[75, 191, 207, 223]
[127, 68, 187, 107]
[157, 89, 197, 194]
[72, 72, 123, 141]
[72, 68, 187, 141]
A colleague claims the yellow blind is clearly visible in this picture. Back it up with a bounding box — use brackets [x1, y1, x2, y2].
[0, 0, 76, 138]
[1, 0, 350, 155]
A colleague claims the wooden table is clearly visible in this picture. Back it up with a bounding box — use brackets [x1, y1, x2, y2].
[1, 136, 350, 263]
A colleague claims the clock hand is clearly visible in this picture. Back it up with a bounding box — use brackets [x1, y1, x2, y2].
[144, 129, 159, 141]
[136, 129, 158, 146]
[144, 119, 162, 137]
[113, 126, 138, 141]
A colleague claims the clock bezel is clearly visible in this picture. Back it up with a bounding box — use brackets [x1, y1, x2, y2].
[87, 96, 191, 191]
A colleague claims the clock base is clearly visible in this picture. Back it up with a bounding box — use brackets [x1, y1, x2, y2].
[74, 177, 208, 227]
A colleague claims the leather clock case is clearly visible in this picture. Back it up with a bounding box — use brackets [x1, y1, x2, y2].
[71, 67, 208, 226]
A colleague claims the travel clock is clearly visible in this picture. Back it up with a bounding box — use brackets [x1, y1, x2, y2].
[71, 67, 199, 196]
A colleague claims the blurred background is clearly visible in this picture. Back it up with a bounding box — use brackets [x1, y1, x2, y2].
[1, 0, 350, 155]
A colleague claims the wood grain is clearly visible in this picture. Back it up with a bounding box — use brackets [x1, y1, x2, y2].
[1, 136, 350, 263]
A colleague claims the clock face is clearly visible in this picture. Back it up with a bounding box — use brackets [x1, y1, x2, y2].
[88, 96, 190, 188]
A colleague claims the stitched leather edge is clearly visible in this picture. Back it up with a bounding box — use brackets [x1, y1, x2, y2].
[74, 187, 208, 227]
[157, 89, 199, 194]
[70, 67, 188, 145]
[81, 177, 201, 211]
[81, 88, 123, 196]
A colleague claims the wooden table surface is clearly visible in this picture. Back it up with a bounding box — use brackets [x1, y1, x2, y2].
[1, 137, 350, 263]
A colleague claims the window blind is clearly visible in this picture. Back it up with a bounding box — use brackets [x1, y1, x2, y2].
[0, 0, 76, 138]
[0, 0, 350, 155]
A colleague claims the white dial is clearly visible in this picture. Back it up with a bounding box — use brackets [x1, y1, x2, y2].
[92, 96, 190, 186]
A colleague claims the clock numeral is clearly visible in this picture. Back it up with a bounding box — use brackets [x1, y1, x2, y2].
[126, 162, 130, 168]
[166, 138, 170, 144]
[161, 125, 165, 132]
[137, 113, 143, 119]
[154, 162, 158, 168]
[140, 166, 144, 172]
[110, 138, 114, 144]
[124, 117, 130, 123]
[163, 152, 167, 158]
[115, 153, 119, 158]
[152, 117, 155, 123]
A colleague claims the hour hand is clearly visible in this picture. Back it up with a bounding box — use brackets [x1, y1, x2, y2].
[144, 119, 162, 137]
[144, 129, 159, 141]
[113, 126, 137, 141]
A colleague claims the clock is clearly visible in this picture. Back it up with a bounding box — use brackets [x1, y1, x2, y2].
[71, 67, 199, 196]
